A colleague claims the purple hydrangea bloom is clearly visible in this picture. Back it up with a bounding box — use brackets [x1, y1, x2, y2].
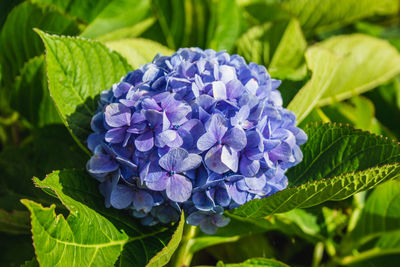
[86, 48, 307, 234]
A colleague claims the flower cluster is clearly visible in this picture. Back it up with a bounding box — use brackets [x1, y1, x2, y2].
[86, 48, 307, 234]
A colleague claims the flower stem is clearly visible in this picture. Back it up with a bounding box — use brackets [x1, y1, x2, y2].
[171, 224, 198, 267]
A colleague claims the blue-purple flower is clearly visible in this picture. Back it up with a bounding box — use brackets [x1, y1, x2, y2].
[86, 47, 307, 234]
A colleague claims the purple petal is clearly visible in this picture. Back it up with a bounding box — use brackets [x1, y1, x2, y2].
[110, 184, 134, 209]
[113, 82, 132, 98]
[193, 191, 214, 211]
[105, 103, 131, 127]
[159, 148, 189, 171]
[158, 129, 178, 147]
[146, 172, 169, 191]
[141, 97, 161, 111]
[87, 133, 103, 152]
[239, 157, 260, 177]
[186, 212, 206, 226]
[213, 214, 230, 227]
[87, 154, 118, 174]
[263, 139, 281, 151]
[144, 110, 162, 127]
[200, 219, 218, 235]
[219, 65, 237, 83]
[166, 174, 192, 202]
[175, 153, 202, 173]
[177, 129, 194, 150]
[207, 114, 228, 141]
[214, 186, 230, 207]
[140, 161, 162, 183]
[231, 105, 250, 127]
[197, 132, 217, 151]
[135, 131, 154, 152]
[228, 184, 247, 205]
[131, 112, 146, 124]
[105, 127, 126, 144]
[204, 146, 229, 174]
[212, 81, 227, 100]
[222, 127, 247, 151]
[226, 80, 244, 99]
[180, 119, 205, 141]
[132, 190, 154, 213]
[268, 142, 294, 163]
[221, 145, 239, 172]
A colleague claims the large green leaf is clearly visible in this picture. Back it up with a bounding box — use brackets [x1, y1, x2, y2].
[217, 258, 289, 267]
[281, 0, 399, 33]
[233, 163, 400, 219]
[80, 0, 152, 39]
[11, 56, 61, 127]
[237, 18, 307, 80]
[352, 180, 400, 243]
[287, 123, 400, 186]
[22, 198, 129, 266]
[32, 0, 113, 24]
[288, 34, 400, 123]
[232, 123, 400, 218]
[0, 1, 80, 87]
[268, 19, 307, 80]
[0, 125, 88, 211]
[287, 47, 340, 123]
[316, 34, 400, 106]
[152, 0, 209, 49]
[37, 31, 131, 151]
[106, 38, 174, 69]
[207, 0, 241, 52]
[25, 169, 183, 267]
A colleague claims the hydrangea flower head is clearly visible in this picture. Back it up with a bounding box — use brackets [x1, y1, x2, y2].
[86, 48, 307, 234]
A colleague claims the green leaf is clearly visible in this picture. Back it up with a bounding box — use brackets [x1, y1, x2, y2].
[27, 169, 184, 267]
[32, 0, 113, 24]
[288, 34, 400, 123]
[237, 19, 307, 80]
[106, 38, 174, 69]
[80, 0, 152, 39]
[232, 123, 400, 218]
[268, 19, 307, 80]
[12, 56, 61, 127]
[352, 180, 400, 242]
[233, 163, 400, 219]
[37, 31, 131, 150]
[287, 123, 400, 186]
[0, 1, 80, 87]
[210, 235, 275, 264]
[189, 236, 240, 254]
[0, 125, 88, 211]
[317, 34, 400, 106]
[21, 258, 39, 267]
[287, 46, 341, 123]
[217, 258, 289, 267]
[152, 0, 209, 49]
[207, 0, 241, 52]
[281, 0, 399, 33]
[0, 209, 30, 235]
[22, 198, 129, 267]
[96, 18, 156, 43]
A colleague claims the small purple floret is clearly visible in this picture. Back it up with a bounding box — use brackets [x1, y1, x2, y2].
[86, 48, 307, 234]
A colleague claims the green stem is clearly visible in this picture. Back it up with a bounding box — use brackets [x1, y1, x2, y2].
[311, 242, 324, 267]
[171, 224, 199, 267]
[335, 247, 400, 266]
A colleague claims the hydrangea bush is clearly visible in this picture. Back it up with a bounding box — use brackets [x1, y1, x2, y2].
[86, 48, 307, 234]
[3, 1, 400, 266]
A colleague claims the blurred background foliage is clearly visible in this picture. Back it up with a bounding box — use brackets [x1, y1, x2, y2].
[0, 0, 399, 266]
